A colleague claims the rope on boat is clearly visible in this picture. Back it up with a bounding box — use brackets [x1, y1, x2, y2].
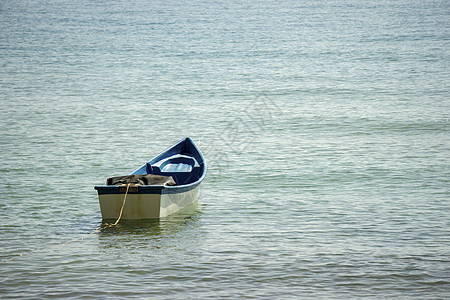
[1, 184, 132, 264]
[103, 182, 131, 228]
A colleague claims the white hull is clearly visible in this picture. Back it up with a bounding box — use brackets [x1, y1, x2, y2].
[98, 186, 200, 220]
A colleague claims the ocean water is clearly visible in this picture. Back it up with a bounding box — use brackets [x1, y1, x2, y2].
[0, 0, 449, 298]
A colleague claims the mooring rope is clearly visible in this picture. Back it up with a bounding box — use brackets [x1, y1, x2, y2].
[103, 183, 131, 228]
[1, 183, 132, 264]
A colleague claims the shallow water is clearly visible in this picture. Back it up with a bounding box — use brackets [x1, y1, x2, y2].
[1, 0, 449, 298]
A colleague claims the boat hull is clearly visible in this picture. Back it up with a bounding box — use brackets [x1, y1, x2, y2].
[98, 185, 200, 220]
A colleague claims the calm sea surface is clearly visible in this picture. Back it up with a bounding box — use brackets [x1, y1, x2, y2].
[1, 0, 449, 298]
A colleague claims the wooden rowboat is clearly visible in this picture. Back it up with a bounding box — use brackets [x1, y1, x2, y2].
[94, 137, 206, 220]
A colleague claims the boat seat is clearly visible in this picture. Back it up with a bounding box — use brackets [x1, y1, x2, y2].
[147, 154, 200, 185]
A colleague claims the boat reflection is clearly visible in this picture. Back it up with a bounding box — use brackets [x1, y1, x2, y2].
[96, 201, 204, 240]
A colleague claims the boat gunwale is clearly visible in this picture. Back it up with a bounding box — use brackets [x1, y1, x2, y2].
[94, 180, 202, 195]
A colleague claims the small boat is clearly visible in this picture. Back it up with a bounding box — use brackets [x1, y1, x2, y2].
[94, 137, 206, 220]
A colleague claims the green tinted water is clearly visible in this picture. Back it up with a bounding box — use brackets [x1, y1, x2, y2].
[1, 0, 449, 298]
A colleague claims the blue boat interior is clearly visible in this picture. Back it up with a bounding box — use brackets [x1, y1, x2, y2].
[147, 154, 200, 185]
[130, 138, 205, 186]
